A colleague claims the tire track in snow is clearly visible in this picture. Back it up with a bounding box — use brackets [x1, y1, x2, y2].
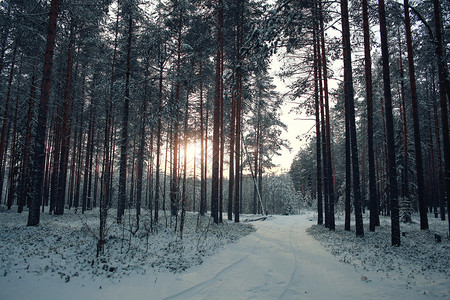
[163, 237, 263, 299]
[163, 255, 249, 300]
[278, 220, 303, 299]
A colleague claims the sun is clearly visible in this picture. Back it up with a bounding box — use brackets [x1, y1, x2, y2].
[180, 140, 202, 165]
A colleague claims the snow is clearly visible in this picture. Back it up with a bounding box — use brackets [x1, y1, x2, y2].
[307, 213, 450, 299]
[1, 208, 449, 299]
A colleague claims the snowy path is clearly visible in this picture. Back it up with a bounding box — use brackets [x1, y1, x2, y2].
[2, 214, 434, 299]
[159, 215, 429, 300]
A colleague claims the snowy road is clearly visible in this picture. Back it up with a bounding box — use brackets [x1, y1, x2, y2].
[2, 214, 435, 299]
[159, 215, 429, 300]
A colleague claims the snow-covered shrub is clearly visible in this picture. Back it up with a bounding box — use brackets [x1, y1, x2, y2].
[263, 173, 302, 215]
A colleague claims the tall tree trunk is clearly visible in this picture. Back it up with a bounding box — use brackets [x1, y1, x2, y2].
[164, 126, 170, 214]
[379, 96, 390, 216]
[253, 99, 261, 215]
[136, 58, 150, 225]
[378, 0, 400, 246]
[82, 98, 94, 214]
[234, 0, 244, 223]
[74, 79, 86, 211]
[87, 108, 95, 210]
[211, 0, 223, 224]
[93, 134, 100, 208]
[433, 97, 445, 221]
[0, 44, 16, 205]
[397, 31, 409, 207]
[28, 0, 60, 226]
[180, 90, 189, 237]
[154, 59, 164, 224]
[341, 0, 364, 236]
[117, 12, 132, 223]
[68, 118, 78, 210]
[171, 10, 183, 218]
[0, 6, 11, 78]
[129, 138, 136, 210]
[199, 62, 207, 216]
[18, 60, 38, 213]
[109, 121, 117, 208]
[6, 58, 23, 209]
[42, 132, 53, 210]
[148, 130, 154, 212]
[193, 135, 197, 212]
[362, 0, 380, 227]
[219, 37, 225, 224]
[318, 32, 329, 228]
[428, 109, 438, 218]
[239, 143, 243, 214]
[344, 84, 351, 231]
[49, 84, 63, 214]
[98, 0, 120, 256]
[258, 151, 263, 214]
[318, 0, 334, 230]
[56, 32, 75, 215]
[228, 74, 236, 220]
[360, 129, 367, 214]
[432, 0, 450, 233]
[204, 104, 209, 215]
[404, 0, 428, 229]
[312, 15, 323, 225]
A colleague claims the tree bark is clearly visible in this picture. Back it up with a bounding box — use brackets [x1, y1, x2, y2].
[117, 11, 133, 223]
[228, 71, 236, 220]
[432, 0, 450, 233]
[99, 1, 120, 255]
[28, 0, 60, 226]
[341, 0, 364, 236]
[219, 3, 225, 223]
[433, 98, 445, 221]
[154, 58, 164, 224]
[312, 14, 323, 225]
[136, 57, 150, 225]
[253, 99, 261, 215]
[319, 0, 335, 230]
[234, 0, 244, 223]
[74, 85, 85, 211]
[378, 0, 400, 246]
[82, 98, 94, 214]
[404, 0, 428, 229]
[180, 89, 189, 237]
[6, 57, 22, 209]
[56, 32, 75, 215]
[171, 10, 183, 219]
[199, 62, 207, 216]
[211, 0, 223, 224]
[398, 31, 410, 218]
[0, 44, 16, 206]
[18, 61, 38, 213]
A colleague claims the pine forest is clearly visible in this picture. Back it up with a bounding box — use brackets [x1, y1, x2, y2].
[0, 0, 449, 299]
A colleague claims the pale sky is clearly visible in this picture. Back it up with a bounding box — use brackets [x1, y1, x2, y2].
[269, 56, 315, 174]
[268, 53, 340, 174]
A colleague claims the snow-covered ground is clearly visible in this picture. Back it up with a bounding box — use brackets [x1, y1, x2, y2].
[1, 208, 449, 299]
[307, 212, 450, 299]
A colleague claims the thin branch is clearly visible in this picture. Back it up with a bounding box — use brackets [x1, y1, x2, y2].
[393, 2, 435, 42]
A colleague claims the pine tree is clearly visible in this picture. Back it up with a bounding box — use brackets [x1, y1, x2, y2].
[28, 0, 61, 226]
[341, 0, 364, 236]
[404, 0, 428, 230]
[378, 0, 400, 246]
